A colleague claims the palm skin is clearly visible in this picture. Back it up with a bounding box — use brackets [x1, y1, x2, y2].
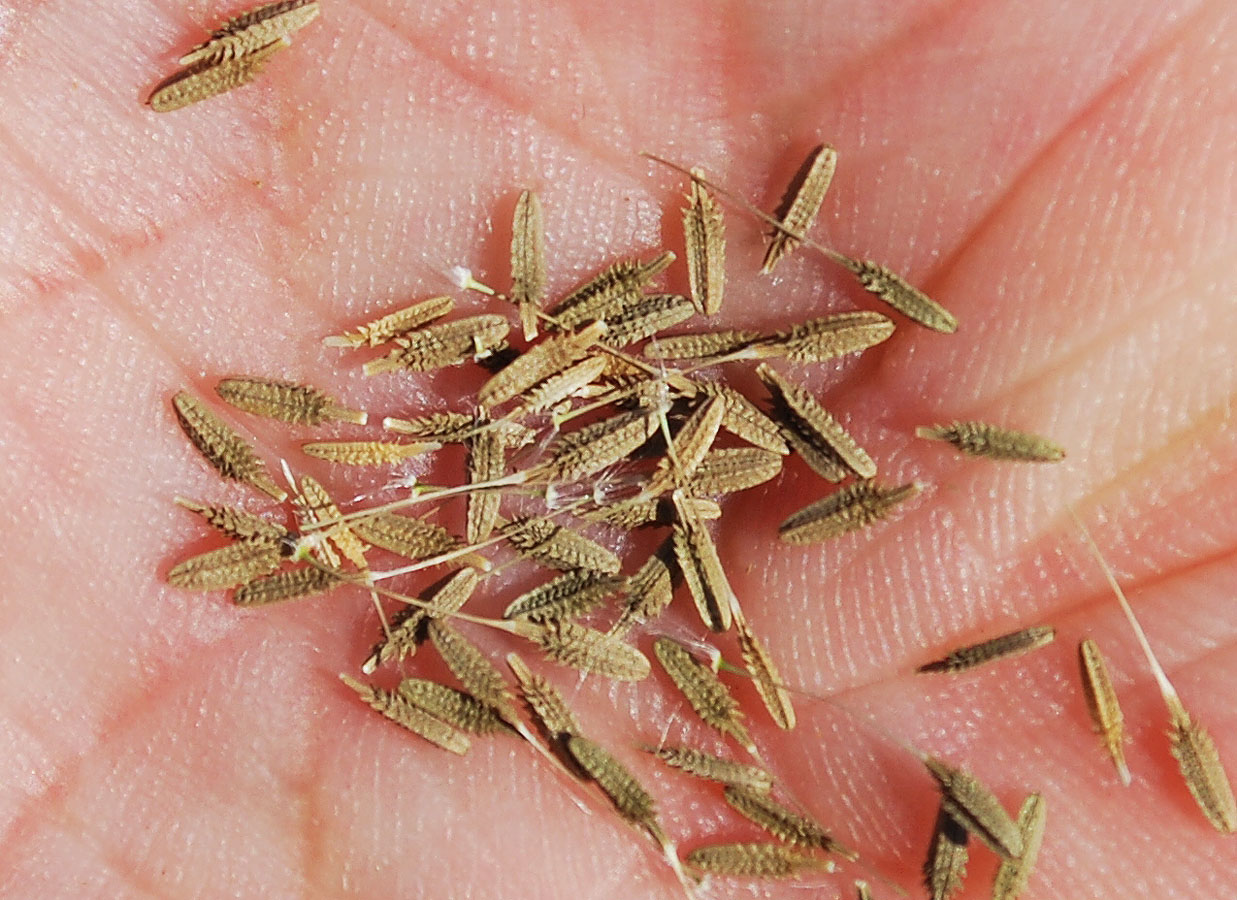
[1, 0, 1235, 897]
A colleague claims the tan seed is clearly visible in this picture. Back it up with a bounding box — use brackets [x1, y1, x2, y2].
[566, 735, 661, 833]
[600, 293, 696, 348]
[323, 296, 455, 348]
[724, 785, 853, 858]
[363, 314, 509, 374]
[610, 539, 678, 636]
[1077, 638, 1131, 785]
[340, 674, 470, 755]
[171, 391, 286, 500]
[699, 381, 789, 455]
[301, 440, 440, 466]
[148, 40, 288, 112]
[216, 376, 367, 426]
[647, 744, 774, 792]
[382, 411, 476, 441]
[174, 497, 289, 545]
[917, 625, 1057, 674]
[397, 678, 513, 735]
[478, 321, 606, 410]
[686, 843, 832, 879]
[923, 805, 969, 900]
[465, 423, 505, 543]
[643, 329, 764, 361]
[549, 252, 675, 331]
[295, 475, 368, 569]
[779, 480, 919, 545]
[1169, 708, 1237, 833]
[653, 638, 751, 750]
[232, 565, 341, 606]
[761, 311, 895, 363]
[916, 421, 1065, 462]
[689, 448, 784, 495]
[167, 540, 283, 591]
[843, 257, 958, 334]
[757, 364, 875, 481]
[351, 512, 461, 562]
[518, 356, 608, 415]
[683, 170, 727, 314]
[178, 0, 320, 65]
[520, 620, 651, 682]
[540, 409, 659, 482]
[923, 757, 1023, 859]
[735, 615, 796, 730]
[761, 144, 837, 274]
[672, 491, 736, 633]
[427, 619, 519, 725]
[503, 570, 624, 623]
[501, 516, 621, 574]
[362, 568, 480, 673]
[991, 793, 1047, 900]
[506, 652, 583, 741]
[510, 190, 547, 340]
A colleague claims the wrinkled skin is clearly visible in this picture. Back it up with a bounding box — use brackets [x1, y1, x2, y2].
[1, 0, 1235, 897]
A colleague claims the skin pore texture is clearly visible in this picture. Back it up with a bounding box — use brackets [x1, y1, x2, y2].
[1, 0, 1236, 897]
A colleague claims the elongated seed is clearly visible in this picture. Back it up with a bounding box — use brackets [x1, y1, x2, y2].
[217, 377, 367, 426]
[654, 638, 751, 750]
[549, 252, 675, 331]
[506, 653, 582, 740]
[923, 757, 1023, 859]
[340, 674, 470, 755]
[301, 440, 439, 466]
[520, 620, 651, 681]
[991, 793, 1046, 900]
[178, 0, 320, 65]
[541, 409, 658, 482]
[172, 391, 286, 500]
[840, 257, 958, 334]
[724, 785, 853, 858]
[917, 625, 1056, 674]
[295, 475, 368, 569]
[383, 411, 476, 441]
[916, 421, 1065, 462]
[735, 615, 796, 730]
[643, 329, 764, 361]
[167, 540, 283, 591]
[762, 144, 837, 274]
[510, 190, 547, 340]
[363, 314, 509, 374]
[502, 516, 621, 574]
[610, 539, 678, 636]
[684, 171, 727, 314]
[361, 568, 481, 673]
[566, 735, 661, 832]
[397, 678, 513, 735]
[647, 744, 774, 792]
[779, 480, 919, 545]
[233, 565, 341, 606]
[686, 843, 832, 879]
[174, 497, 289, 545]
[503, 570, 624, 623]
[761, 311, 895, 363]
[600, 293, 696, 348]
[427, 619, 519, 724]
[672, 491, 736, 632]
[758, 364, 875, 480]
[699, 381, 789, 454]
[1077, 638, 1130, 785]
[923, 805, 969, 900]
[324, 296, 455, 348]
[351, 512, 461, 561]
[646, 395, 725, 495]
[148, 40, 288, 112]
[479, 321, 607, 410]
[519, 356, 607, 415]
[689, 448, 783, 495]
[465, 423, 505, 543]
[1169, 708, 1237, 833]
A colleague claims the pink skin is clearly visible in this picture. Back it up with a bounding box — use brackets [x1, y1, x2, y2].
[1, 0, 1235, 896]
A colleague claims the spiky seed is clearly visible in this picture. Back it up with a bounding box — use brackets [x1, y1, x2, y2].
[923, 757, 1024, 859]
[672, 491, 736, 632]
[148, 40, 288, 112]
[232, 565, 341, 606]
[465, 424, 505, 544]
[519, 356, 608, 415]
[167, 540, 283, 591]
[178, 0, 320, 65]
[918, 625, 1057, 674]
[653, 638, 751, 750]
[503, 570, 624, 623]
[351, 512, 461, 561]
[520, 620, 651, 681]
[541, 409, 659, 482]
[427, 619, 519, 724]
[762, 311, 895, 363]
[684, 171, 727, 314]
[699, 381, 789, 454]
[1169, 709, 1237, 833]
[506, 653, 583, 740]
[757, 364, 875, 480]
[761, 144, 837, 274]
[174, 497, 289, 545]
[686, 843, 833, 879]
[600, 293, 696, 348]
[171, 391, 286, 500]
[843, 257, 958, 334]
[340, 674, 470, 755]
[648, 745, 774, 792]
[479, 321, 607, 410]
[549, 252, 676, 331]
[643, 329, 764, 361]
[610, 540, 678, 636]
[1077, 638, 1131, 785]
[324, 296, 455, 348]
[363, 314, 510, 374]
[383, 411, 477, 441]
[646, 396, 725, 495]
[916, 421, 1065, 462]
[510, 190, 547, 340]
[501, 516, 621, 574]
[689, 448, 784, 495]
[295, 475, 368, 569]
[991, 793, 1046, 900]
[397, 679, 513, 735]
[361, 568, 481, 673]
[723, 785, 853, 858]
[301, 440, 440, 466]
[216, 376, 366, 426]
[779, 480, 919, 545]
[565, 736, 660, 831]
[735, 615, 796, 730]
[923, 806, 969, 900]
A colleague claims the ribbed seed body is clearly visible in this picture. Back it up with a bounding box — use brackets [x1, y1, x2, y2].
[167, 540, 283, 591]
[991, 793, 1047, 900]
[397, 679, 512, 735]
[549, 252, 675, 331]
[351, 512, 460, 561]
[301, 440, 437, 466]
[324, 296, 454, 348]
[362, 568, 480, 673]
[179, 0, 320, 65]
[566, 735, 660, 831]
[364, 315, 509, 374]
[340, 675, 470, 755]
[689, 448, 784, 495]
[735, 616, 795, 730]
[232, 566, 341, 606]
[653, 638, 751, 749]
[923, 806, 969, 900]
[762, 311, 895, 363]
[503, 570, 623, 623]
[427, 620, 519, 724]
[523, 620, 651, 681]
[779, 480, 918, 544]
[610, 541, 677, 635]
[1169, 709, 1237, 833]
[510, 191, 546, 340]
[761, 144, 837, 274]
[1077, 638, 1130, 784]
[684, 173, 726, 314]
[502, 516, 621, 573]
[148, 40, 287, 112]
[648, 745, 774, 792]
[848, 258, 958, 334]
[758, 364, 875, 480]
[172, 391, 285, 500]
[686, 843, 830, 878]
[506, 653, 582, 740]
[916, 421, 1065, 461]
[600, 293, 695, 347]
[216, 377, 364, 426]
[174, 497, 288, 545]
[923, 757, 1023, 859]
[917, 625, 1056, 673]
[724, 785, 850, 858]
[672, 494, 735, 633]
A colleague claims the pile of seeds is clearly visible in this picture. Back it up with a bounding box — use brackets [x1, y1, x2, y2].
[165, 125, 1233, 896]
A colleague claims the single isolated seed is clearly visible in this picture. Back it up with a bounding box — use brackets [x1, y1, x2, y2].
[1169, 708, 1237, 834]
[148, 39, 289, 113]
[171, 391, 286, 500]
[502, 570, 624, 624]
[339, 674, 470, 755]
[917, 625, 1057, 674]
[427, 619, 519, 725]
[686, 842, 833, 879]
[510, 190, 547, 340]
[916, 421, 1065, 462]
[397, 678, 513, 735]
[757, 363, 875, 481]
[683, 169, 727, 315]
[1077, 637, 1131, 785]
[174, 497, 289, 545]
[735, 615, 796, 730]
[991, 793, 1047, 900]
[779, 479, 919, 545]
[566, 735, 662, 833]
[840, 257, 958, 334]
[506, 652, 582, 741]
[521, 619, 651, 682]
[502, 516, 621, 574]
[167, 540, 283, 591]
[646, 744, 774, 793]
[301, 440, 440, 466]
[216, 376, 367, 426]
[653, 638, 752, 751]
[923, 805, 969, 900]
[323, 296, 455, 348]
[760, 311, 895, 364]
[923, 756, 1024, 860]
[723, 785, 854, 859]
[761, 144, 837, 274]
[178, 0, 321, 66]
[232, 565, 341, 606]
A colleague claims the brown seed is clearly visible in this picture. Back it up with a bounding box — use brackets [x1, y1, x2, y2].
[686, 843, 833, 879]
[232, 565, 341, 606]
[340, 674, 470, 755]
[295, 475, 368, 570]
[923, 805, 969, 900]
[683, 171, 727, 314]
[646, 395, 725, 495]
[510, 190, 547, 341]
[991, 793, 1047, 900]
[178, 0, 321, 65]
[361, 568, 481, 673]
[923, 757, 1023, 859]
[565, 735, 661, 832]
[506, 652, 583, 741]
[397, 678, 513, 735]
[1169, 708, 1237, 833]
[541, 409, 659, 482]
[465, 423, 505, 544]
[1077, 638, 1131, 785]
[382, 411, 477, 441]
[171, 391, 286, 501]
[301, 440, 440, 466]
[757, 364, 875, 481]
[735, 615, 796, 730]
[761, 144, 837, 275]
[216, 376, 367, 426]
[724, 785, 853, 859]
[363, 314, 510, 374]
[761, 311, 895, 363]
[427, 619, 519, 725]
[689, 448, 784, 495]
[672, 491, 736, 633]
[351, 512, 461, 562]
[916, 421, 1065, 462]
[167, 540, 283, 591]
[503, 570, 624, 623]
[518, 356, 608, 415]
[478, 321, 607, 410]
[501, 516, 621, 574]
[917, 625, 1057, 674]
[549, 252, 675, 331]
[174, 497, 289, 545]
[653, 638, 751, 750]
[842, 257, 958, 334]
[698, 381, 789, 455]
[600, 293, 696, 348]
[323, 296, 455, 348]
[778, 480, 919, 545]
[643, 329, 764, 361]
[520, 619, 651, 682]
[610, 539, 678, 636]
[648, 744, 774, 792]
[148, 40, 288, 112]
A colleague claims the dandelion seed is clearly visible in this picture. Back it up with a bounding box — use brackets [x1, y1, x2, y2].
[923, 757, 1023, 859]
[684, 171, 727, 314]
[323, 296, 455, 348]
[643, 329, 764, 361]
[762, 144, 837, 274]
[1077, 638, 1131, 785]
[761, 311, 895, 363]
[672, 491, 736, 633]
[172, 391, 286, 500]
[465, 423, 505, 544]
[479, 321, 607, 410]
[506, 652, 583, 741]
[778, 480, 919, 545]
[689, 448, 783, 496]
[363, 314, 509, 375]
[295, 475, 369, 569]
[916, 421, 1065, 462]
[397, 678, 514, 735]
[991, 793, 1046, 900]
[174, 497, 289, 545]
[509, 190, 547, 340]
[1170, 709, 1237, 834]
[503, 570, 625, 623]
[518, 356, 608, 415]
[351, 512, 462, 562]
[361, 568, 480, 673]
[653, 638, 752, 750]
[723, 785, 854, 858]
[698, 381, 789, 455]
[566, 735, 663, 832]
[501, 516, 621, 574]
[178, 0, 320, 65]
[758, 364, 875, 481]
[340, 674, 470, 755]
[540, 409, 659, 482]
[840, 257, 958, 334]
[646, 744, 774, 792]
[549, 252, 675, 331]
[917, 625, 1056, 674]
[301, 440, 440, 466]
[383, 411, 477, 441]
[686, 843, 833, 879]
[148, 39, 288, 112]
[427, 619, 520, 725]
[735, 615, 796, 730]
[600, 293, 696, 348]
[610, 539, 678, 636]
[167, 540, 283, 591]
[215, 377, 368, 426]
[520, 620, 651, 682]
[232, 565, 342, 606]
[646, 396, 725, 496]
[923, 805, 969, 900]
